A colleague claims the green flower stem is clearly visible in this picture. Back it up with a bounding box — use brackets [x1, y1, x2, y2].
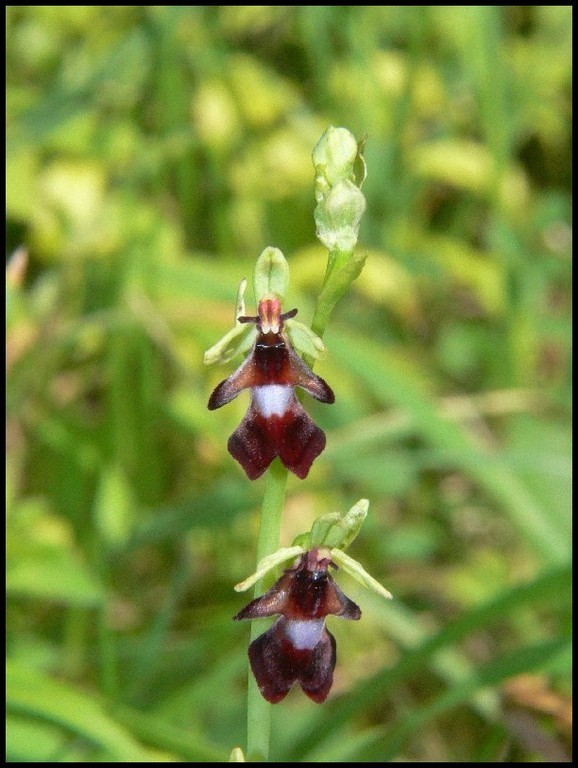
[306, 249, 366, 367]
[246, 458, 288, 762]
[245, 180, 366, 756]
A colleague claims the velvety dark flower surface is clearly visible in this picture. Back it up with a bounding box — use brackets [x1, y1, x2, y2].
[234, 548, 361, 703]
[208, 298, 334, 479]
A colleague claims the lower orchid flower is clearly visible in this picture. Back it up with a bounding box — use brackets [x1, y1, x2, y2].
[234, 548, 361, 703]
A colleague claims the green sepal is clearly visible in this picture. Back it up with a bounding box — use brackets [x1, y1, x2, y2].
[204, 278, 257, 365]
[234, 546, 305, 592]
[308, 513, 343, 548]
[309, 499, 369, 550]
[291, 532, 310, 549]
[253, 246, 289, 303]
[203, 322, 256, 365]
[330, 547, 393, 600]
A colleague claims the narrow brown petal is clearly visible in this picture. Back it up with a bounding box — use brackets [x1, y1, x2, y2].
[208, 356, 258, 410]
[286, 343, 335, 404]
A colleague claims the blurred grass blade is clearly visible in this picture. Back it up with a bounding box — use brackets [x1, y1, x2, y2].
[6, 661, 172, 761]
[380, 636, 571, 761]
[112, 705, 228, 762]
[330, 329, 570, 563]
[288, 563, 570, 760]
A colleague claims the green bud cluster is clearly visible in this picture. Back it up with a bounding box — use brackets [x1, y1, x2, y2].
[313, 126, 367, 253]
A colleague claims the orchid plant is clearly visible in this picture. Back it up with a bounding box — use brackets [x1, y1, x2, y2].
[205, 127, 389, 761]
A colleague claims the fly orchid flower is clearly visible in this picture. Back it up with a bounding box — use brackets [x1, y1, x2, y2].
[234, 500, 393, 704]
[234, 548, 360, 703]
[208, 295, 334, 480]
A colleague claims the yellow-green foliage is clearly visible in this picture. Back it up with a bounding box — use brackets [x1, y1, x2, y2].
[7, 6, 571, 763]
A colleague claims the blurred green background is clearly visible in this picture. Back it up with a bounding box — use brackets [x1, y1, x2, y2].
[6, 6, 571, 763]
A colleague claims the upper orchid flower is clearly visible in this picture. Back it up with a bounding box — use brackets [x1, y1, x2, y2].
[208, 295, 334, 479]
[234, 548, 360, 703]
